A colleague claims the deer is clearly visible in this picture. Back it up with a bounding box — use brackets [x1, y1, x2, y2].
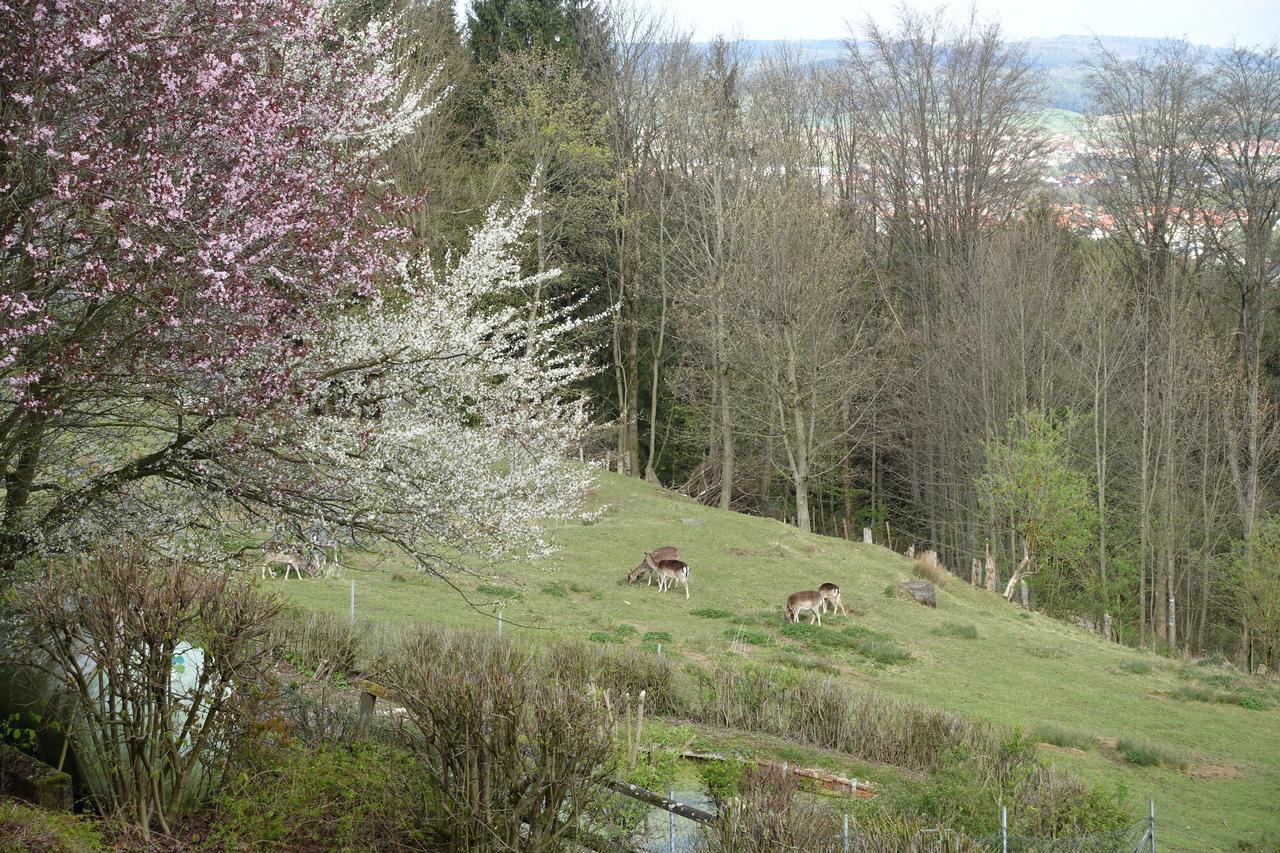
[261, 541, 309, 580]
[818, 582, 847, 616]
[627, 546, 680, 585]
[651, 558, 690, 599]
[785, 590, 825, 625]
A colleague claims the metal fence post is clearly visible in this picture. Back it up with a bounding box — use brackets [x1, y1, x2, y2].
[668, 789, 676, 853]
[498, 607, 504, 641]
[842, 813, 849, 853]
[1149, 799, 1155, 852]
[349, 580, 355, 625]
[1000, 805, 1007, 853]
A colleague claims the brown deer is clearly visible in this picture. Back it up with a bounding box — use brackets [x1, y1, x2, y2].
[627, 546, 680, 585]
[651, 558, 690, 599]
[785, 590, 824, 625]
[818, 582, 847, 615]
[261, 541, 309, 580]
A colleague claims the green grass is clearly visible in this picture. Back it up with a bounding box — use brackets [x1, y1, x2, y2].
[931, 621, 978, 640]
[475, 583, 521, 600]
[279, 470, 1280, 851]
[1118, 658, 1152, 675]
[724, 627, 775, 647]
[1032, 724, 1098, 752]
[1116, 736, 1189, 770]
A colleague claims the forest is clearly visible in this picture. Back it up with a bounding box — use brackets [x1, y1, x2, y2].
[389, 0, 1280, 669]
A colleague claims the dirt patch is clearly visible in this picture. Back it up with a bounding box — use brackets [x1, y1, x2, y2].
[727, 547, 749, 556]
[1187, 762, 1247, 780]
[1037, 743, 1088, 757]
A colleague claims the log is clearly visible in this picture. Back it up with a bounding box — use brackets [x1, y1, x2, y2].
[680, 751, 875, 799]
[600, 778, 716, 824]
[896, 580, 936, 608]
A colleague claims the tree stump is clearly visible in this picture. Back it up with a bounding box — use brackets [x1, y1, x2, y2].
[896, 580, 936, 608]
[970, 558, 981, 586]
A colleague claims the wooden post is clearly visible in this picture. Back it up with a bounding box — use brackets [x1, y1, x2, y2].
[1019, 579, 1029, 608]
[1102, 612, 1112, 641]
[970, 558, 981, 586]
[984, 542, 999, 594]
[862, 527, 872, 544]
[357, 690, 376, 738]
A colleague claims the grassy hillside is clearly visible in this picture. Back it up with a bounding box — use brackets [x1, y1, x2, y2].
[280, 472, 1280, 851]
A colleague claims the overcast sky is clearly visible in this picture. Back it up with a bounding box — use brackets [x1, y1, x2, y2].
[453, 1, 1280, 48]
[654, 0, 1279, 47]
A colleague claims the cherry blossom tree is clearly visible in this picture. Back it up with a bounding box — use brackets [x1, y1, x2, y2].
[0, 0, 594, 578]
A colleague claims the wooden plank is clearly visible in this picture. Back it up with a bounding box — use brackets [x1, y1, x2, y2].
[679, 750, 874, 799]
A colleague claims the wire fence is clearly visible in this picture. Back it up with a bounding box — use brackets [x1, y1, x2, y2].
[639, 799, 1158, 853]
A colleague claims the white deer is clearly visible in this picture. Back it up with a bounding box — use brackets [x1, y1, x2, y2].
[785, 590, 824, 625]
[818, 582, 847, 616]
[651, 558, 690, 599]
[261, 541, 310, 580]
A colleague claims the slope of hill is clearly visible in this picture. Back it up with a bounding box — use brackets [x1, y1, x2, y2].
[280, 472, 1280, 850]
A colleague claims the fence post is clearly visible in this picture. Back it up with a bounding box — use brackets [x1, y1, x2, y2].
[1000, 805, 1007, 853]
[1149, 799, 1155, 852]
[842, 813, 849, 853]
[349, 580, 355, 625]
[657, 643, 662, 658]
[498, 607, 504, 641]
[668, 789, 676, 853]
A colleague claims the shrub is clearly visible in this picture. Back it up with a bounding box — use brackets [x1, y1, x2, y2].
[540, 582, 569, 598]
[1116, 736, 1188, 769]
[932, 622, 978, 639]
[691, 607, 733, 619]
[780, 622, 853, 649]
[544, 640, 684, 716]
[390, 572, 408, 583]
[0, 798, 103, 852]
[588, 631, 624, 644]
[854, 638, 913, 666]
[773, 653, 841, 674]
[1032, 724, 1098, 751]
[272, 609, 359, 681]
[913, 550, 950, 587]
[376, 628, 618, 852]
[725, 628, 775, 647]
[698, 758, 744, 801]
[642, 631, 673, 644]
[14, 543, 280, 836]
[613, 624, 638, 639]
[476, 583, 521, 600]
[697, 765, 844, 852]
[197, 740, 432, 850]
[1118, 658, 1152, 675]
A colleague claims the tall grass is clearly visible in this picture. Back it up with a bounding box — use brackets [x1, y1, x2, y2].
[913, 549, 950, 586]
[1032, 724, 1098, 751]
[1116, 736, 1188, 769]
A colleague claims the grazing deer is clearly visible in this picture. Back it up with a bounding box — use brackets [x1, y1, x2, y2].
[651, 558, 690, 599]
[627, 546, 680, 585]
[818, 582, 847, 616]
[785, 590, 824, 625]
[261, 541, 309, 580]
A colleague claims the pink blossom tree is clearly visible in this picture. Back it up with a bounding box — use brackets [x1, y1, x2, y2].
[0, 0, 593, 577]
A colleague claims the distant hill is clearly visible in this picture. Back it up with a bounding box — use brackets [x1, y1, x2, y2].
[711, 34, 1221, 112]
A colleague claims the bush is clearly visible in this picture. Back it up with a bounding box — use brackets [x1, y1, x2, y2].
[272, 609, 359, 681]
[696, 765, 844, 852]
[642, 631, 672, 644]
[724, 628, 775, 647]
[540, 581, 569, 597]
[932, 622, 979, 639]
[0, 798, 103, 852]
[698, 758, 744, 801]
[691, 607, 733, 619]
[779, 622, 853, 649]
[1032, 724, 1098, 751]
[476, 583, 521, 600]
[13, 543, 280, 836]
[376, 628, 618, 852]
[913, 550, 950, 586]
[545, 640, 684, 716]
[588, 631, 624, 644]
[1116, 736, 1188, 769]
[1118, 658, 1152, 675]
[196, 740, 432, 850]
